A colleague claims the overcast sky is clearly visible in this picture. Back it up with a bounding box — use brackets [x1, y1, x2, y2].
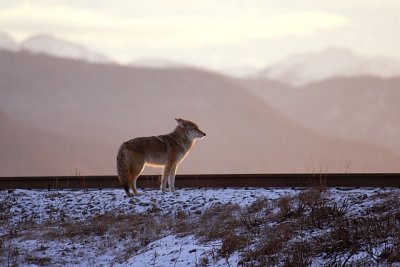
[1, 0, 399, 71]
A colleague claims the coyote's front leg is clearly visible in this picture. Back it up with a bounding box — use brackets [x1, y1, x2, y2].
[161, 164, 172, 192]
[161, 163, 178, 192]
[168, 164, 178, 192]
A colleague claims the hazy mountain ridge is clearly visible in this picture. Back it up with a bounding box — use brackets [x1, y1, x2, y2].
[0, 50, 398, 175]
[0, 109, 114, 175]
[242, 75, 400, 153]
[260, 47, 400, 86]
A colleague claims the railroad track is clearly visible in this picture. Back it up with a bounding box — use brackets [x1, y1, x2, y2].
[1, 173, 400, 190]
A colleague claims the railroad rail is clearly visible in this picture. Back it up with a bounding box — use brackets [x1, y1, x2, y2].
[1, 173, 400, 190]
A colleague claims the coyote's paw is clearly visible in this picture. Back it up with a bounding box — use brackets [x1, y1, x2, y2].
[133, 191, 147, 196]
[159, 188, 169, 194]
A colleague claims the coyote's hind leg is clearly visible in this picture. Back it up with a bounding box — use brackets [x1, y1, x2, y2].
[128, 156, 145, 196]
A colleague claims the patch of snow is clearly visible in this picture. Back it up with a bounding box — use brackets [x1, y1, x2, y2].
[120, 234, 214, 267]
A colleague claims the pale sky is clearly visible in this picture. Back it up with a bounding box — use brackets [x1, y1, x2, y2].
[1, 0, 399, 71]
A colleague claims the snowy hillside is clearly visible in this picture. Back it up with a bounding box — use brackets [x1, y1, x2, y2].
[260, 47, 400, 86]
[20, 34, 112, 64]
[2, 187, 400, 266]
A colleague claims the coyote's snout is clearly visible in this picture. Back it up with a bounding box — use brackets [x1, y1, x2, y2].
[117, 118, 206, 196]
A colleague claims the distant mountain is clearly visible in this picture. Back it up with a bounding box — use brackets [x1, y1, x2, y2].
[20, 34, 113, 64]
[0, 33, 18, 51]
[0, 50, 398, 175]
[129, 58, 188, 69]
[260, 47, 400, 86]
[241, 76, 400, 153]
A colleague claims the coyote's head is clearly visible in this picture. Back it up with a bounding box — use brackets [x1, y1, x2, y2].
[175, 118, 206, 139]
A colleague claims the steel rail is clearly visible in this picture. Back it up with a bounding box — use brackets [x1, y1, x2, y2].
[1, 173, 400, 190]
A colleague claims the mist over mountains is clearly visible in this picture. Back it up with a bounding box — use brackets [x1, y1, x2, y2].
[3, 32, 400, 84]
[0, 33, 18, 51]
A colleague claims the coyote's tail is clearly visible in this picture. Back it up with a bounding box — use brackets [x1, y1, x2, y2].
[117, 143, 130, 195]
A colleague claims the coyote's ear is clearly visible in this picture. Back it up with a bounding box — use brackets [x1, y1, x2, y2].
[175, 118, 184, 127]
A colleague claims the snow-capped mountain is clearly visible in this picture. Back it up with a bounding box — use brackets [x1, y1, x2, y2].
[129, 58, 188, 69]
[20, 34, 112, 64]
[221, 65, 260, 78]
[260, 47, 400, 86]
[0, 32, 18, 51]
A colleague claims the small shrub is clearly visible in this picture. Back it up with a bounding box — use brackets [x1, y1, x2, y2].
[195, 204, 241, 242]
[282, 240, 313, 267]
[197, 255, 210, 267]
[247, 197, 271, 213]
[219, 234, 248, 258]
[0, 195, 13, 224]
[24, 255, 52, 266]
[276, 195, 295, 220]
[173, 210, 194, 236]
[62, 217, 108, 238]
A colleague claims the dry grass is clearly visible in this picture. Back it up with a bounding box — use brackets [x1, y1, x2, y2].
[1, 209, 172, 266]
[186, 188, 400, 266]
[2, 188, 400, 266]
[24, 255, 52, 266]
[53, 212, 170, 263]
[0, 193, 13, 225]
[194, 203, 242, 242]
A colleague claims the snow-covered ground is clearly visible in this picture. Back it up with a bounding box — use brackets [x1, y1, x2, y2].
[5, 188, 296, 224]
[1, 187, 400, 266]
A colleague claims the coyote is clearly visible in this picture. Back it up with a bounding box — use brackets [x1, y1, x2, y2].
[117, 118, 206, 196]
